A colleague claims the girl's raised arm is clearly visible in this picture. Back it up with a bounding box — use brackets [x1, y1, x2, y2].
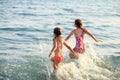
[83, 28, 100, 42]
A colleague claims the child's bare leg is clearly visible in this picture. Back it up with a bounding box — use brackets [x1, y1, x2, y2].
[53, 63, 56, 70]
[52, 59, 59, 70]
[51, 58, 56, 70]
[54, 61, 59, 70]
[51, 57, 60, 71]
[55, 62, 59, 70]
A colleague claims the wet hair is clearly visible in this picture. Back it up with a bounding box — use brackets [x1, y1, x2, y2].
[54, 27, 61, 37]
[75, 19, 83, 28]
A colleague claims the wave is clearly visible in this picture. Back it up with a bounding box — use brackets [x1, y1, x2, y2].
[47, 40, 120, 80]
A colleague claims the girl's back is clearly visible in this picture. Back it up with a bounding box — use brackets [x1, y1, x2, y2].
[65, 19, 100, 55]
[49, 27, 76, 71]
[74, 28, 84, 37]
[54, 36, 63, 56]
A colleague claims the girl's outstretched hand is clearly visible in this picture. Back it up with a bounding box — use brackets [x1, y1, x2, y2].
[69, 53, 79, 59]
[95, 39, 102, 42]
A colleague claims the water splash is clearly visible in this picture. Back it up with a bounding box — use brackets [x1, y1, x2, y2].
[48, 40, 119, 80]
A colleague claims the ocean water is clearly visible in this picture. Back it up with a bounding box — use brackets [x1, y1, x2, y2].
[0, 0, 120, 80]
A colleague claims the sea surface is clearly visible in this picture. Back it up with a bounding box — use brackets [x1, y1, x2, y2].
[0, 0, 120, 80]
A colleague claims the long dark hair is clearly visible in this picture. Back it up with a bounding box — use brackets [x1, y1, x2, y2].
[54, 27, 61, 38]
[75, 19, 83, 28]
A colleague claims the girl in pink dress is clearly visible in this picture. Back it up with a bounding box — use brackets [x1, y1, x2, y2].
[65, 19, 100, 58]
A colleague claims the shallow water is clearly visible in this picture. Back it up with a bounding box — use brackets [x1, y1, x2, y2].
[0, 0, 120, 80]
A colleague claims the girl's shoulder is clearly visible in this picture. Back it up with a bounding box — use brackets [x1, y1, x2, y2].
[81, 28, 88, 33]
[53, 36, 62, 41]
[62, 38, 65, 42]
[53, 37, 57, 41]
[72, 29, 77, 32]
[83, 28, 87, 30]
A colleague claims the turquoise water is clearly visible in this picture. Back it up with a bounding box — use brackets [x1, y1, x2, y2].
[0, 0, 120, 80]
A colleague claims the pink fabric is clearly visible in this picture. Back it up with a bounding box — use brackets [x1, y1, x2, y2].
[74, 34, 85, 53]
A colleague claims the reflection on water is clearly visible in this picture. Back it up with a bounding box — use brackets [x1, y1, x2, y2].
[0, 0, 120, 80]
